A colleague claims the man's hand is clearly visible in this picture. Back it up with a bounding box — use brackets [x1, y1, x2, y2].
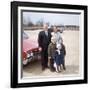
[39, 47, 42, 52]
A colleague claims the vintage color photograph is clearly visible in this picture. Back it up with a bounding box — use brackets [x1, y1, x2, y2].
[11, 1, 87, 88]
[21, 11, 81, 78]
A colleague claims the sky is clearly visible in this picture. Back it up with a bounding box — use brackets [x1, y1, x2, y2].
[23, 12, 80, 26]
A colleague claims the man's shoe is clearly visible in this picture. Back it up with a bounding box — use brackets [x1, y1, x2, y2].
[42, 67, 45, 71]
[46, 66, 49, 68]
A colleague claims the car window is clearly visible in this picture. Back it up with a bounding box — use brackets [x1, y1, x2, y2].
[23, 32, 29, 39]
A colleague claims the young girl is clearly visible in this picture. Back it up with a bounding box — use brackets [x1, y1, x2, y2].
[54, 43, 66, 72]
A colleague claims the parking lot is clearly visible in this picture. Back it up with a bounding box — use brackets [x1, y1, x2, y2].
[23, 30, 80, 77]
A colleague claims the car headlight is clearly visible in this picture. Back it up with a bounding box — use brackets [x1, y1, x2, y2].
[27, 53, 31, 58]
[27, 52, 33, 58]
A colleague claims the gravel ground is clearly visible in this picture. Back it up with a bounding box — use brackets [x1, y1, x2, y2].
[23, 30, 80, 78]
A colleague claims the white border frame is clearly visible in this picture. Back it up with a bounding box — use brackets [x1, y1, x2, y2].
[18, 6, 84, 83]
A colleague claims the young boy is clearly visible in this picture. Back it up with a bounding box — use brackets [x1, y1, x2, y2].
[48, 37, 56, 72]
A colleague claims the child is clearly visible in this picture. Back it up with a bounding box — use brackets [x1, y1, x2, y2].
[54, 43, 66, 72]
[48, 37, 56, 72]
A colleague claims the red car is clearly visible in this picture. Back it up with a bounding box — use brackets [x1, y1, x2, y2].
[23, 32, 40, 65]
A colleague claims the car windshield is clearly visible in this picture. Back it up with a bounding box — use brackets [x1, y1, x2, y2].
[23, 32, 29, 39]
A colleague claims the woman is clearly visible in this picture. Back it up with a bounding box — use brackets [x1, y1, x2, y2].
[51, 26, 63, 45]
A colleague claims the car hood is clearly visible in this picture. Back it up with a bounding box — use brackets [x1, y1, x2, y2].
[23, 38, 39, 52]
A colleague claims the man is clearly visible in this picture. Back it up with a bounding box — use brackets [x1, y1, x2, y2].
[38, 24, 51, 70]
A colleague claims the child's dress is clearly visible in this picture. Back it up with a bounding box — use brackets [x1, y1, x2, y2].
[54, 49, 64, 66]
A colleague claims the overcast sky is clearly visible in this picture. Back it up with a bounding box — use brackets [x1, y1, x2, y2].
[23, 12, 80, 26]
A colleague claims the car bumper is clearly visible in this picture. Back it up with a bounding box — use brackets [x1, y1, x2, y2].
[23, 52, 41, 65]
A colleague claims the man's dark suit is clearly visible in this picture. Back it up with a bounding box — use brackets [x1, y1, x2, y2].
[38, 30, 51, 70]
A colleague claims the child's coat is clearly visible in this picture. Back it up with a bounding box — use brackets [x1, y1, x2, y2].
[54, 43, 66, 66]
